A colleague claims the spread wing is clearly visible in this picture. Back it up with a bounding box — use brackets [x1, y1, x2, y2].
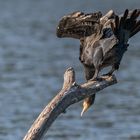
[97, 9, 140, 56]
[98, 36, 118, 56]
[57, 10, 117, 40]
[57, 11, 103, 39]
[111, 9, 140, 43]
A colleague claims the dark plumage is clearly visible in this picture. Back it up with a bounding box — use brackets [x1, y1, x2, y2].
[57, 9, 140, 115]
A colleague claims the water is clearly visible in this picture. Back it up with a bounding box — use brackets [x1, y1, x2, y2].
[0, 0, 139, 140]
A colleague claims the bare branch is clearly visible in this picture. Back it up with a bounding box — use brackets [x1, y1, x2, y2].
[23, 67, 117, 140]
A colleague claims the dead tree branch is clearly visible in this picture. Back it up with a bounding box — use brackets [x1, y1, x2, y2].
[23, 67, 117, 140]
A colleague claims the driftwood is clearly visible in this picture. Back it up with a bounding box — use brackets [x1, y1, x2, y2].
[23, 67, 117, 140]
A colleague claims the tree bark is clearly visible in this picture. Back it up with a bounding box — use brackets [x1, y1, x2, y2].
[23, 67, 117, 140]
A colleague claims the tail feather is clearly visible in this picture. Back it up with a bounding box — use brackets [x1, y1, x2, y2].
[130, 25, 140, 37]
[130, 22, 140, 37]
[130, 20, 139, 32]
[123, 9, 129, 19]
[119, 9, 129, 27]
[114, 15, 119, 34]
[130, 9, 139, 20]
[112, 9, 140, 43]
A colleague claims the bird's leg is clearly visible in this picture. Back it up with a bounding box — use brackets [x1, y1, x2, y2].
[103, 63, 120, 76]
[89, 67, 102, 81]
[90, 47, 103, 81]
[83, 65, 95, 81]
[92, 68, 99, 80]
[103, 67, 115, 76]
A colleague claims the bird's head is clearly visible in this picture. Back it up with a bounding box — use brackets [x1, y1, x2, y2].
[81, 97, 93, 116]
[81, 101, 91, 117]
[56, 11, 102, 39]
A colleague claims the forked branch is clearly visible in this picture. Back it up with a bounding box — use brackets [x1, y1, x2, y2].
[23, 67, 117, 140]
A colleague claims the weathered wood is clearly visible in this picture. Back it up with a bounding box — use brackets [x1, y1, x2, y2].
[23, 67, 117, 140]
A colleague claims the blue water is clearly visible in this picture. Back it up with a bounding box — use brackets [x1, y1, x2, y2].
[0, 0, 139, 140]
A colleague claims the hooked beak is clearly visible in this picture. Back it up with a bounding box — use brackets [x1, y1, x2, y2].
[81, 100, 91, 116]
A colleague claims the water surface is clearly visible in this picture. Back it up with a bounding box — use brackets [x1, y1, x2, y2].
[0, 0, 140, 140]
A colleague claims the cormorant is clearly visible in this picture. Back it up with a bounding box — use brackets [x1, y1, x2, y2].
[56, 9, 140, 116]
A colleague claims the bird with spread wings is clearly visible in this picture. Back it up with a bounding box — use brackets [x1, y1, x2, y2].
[56, 9, 140, 116]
